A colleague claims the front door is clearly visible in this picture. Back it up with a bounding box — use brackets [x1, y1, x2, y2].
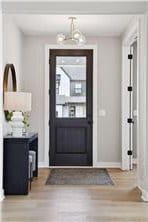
[49, 49, 93, 166]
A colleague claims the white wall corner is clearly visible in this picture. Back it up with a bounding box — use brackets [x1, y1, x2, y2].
[96, 162, 121, 169]
[137, 15, 148, 203]
[0, 189, 5, 202]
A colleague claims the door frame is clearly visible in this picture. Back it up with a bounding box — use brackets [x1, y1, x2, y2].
[49, 49, 93, 166]
[121, 18, 139, 170]
[44, 44, 98, 167]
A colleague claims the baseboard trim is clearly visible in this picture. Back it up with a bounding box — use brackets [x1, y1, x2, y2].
[133, 158, 137, 164]
[138, 186, 148, 202]
[38, 162, 49, 168]
[0, 189, 5, 202]
[38, 161, 121, 169]
[96, 162, 121, 168]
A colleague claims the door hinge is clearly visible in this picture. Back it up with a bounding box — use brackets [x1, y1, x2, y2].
[127, 150, 133, 156]
[48, 120, 50, 126]
[127, 118, 134, 124]
[48, 89, 51, 95]
[128, 54, 133, 60]
[49, 59, 51, 64]
[127, 86, 133, 91]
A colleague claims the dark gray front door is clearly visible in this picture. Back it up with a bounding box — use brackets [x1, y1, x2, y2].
[49, 49, 93, 166]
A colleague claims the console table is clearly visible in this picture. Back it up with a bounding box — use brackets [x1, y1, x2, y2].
[3, 132, 38, 195]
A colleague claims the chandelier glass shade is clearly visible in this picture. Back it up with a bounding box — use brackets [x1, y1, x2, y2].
[56, 17, 86, 45]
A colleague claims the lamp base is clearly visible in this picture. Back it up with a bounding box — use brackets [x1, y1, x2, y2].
[10, 111, 24, 137]
[12, 128, 23, 137]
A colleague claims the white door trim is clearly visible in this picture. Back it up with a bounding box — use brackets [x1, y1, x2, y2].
[121, 18, 139, 170]
[44, 44, 98, 167]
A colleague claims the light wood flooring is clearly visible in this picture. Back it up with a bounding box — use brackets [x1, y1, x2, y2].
[1, 168, 148, 222]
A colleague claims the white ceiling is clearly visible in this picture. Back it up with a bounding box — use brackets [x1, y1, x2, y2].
[11, 14, 134, 36]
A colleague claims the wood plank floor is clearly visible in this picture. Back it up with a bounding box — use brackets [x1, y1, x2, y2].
[1, 168, 148, 222]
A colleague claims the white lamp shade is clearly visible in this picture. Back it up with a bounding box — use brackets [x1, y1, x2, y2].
[4, 92, 32, 112]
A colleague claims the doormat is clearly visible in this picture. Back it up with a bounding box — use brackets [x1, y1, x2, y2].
[46, 168, 114, 185]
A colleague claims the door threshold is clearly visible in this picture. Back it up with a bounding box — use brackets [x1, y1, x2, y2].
[49, 166, 94, 168]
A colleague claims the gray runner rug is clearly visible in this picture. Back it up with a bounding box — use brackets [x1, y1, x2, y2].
[46, 168, 114, 185]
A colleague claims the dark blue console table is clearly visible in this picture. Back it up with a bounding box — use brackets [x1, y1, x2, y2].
[3, 132, 38, 195]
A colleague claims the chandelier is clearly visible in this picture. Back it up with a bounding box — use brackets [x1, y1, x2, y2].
[56, 17, 86, 45]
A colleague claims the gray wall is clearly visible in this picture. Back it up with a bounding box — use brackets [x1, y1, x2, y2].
[22, 36, 121, 164]
[97, 37, 121, 162]
[3, 15, 24, 90]
[3, 14, 24, 136]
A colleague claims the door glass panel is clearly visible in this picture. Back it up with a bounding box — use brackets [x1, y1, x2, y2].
[56, 56, 86, 118]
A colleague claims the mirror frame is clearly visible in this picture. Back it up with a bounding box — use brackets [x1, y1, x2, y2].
[3, 64, 17, 92]
[3, 64, 17, 121]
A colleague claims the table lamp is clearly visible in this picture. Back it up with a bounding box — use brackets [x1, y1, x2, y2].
[4, 92, 32, 137]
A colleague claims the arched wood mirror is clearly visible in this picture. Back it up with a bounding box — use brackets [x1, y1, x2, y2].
[3, 64, 17, 92]
[3, 64, 17, 121]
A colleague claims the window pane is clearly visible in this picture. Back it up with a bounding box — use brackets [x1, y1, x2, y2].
[56, 56, 86, 118]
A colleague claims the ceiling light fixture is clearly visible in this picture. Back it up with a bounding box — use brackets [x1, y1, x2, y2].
[56, 17, 86, 45]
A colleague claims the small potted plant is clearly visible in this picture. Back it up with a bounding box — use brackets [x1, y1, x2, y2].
[23, 112, 30, 135]
[4, 111, 13, 135]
